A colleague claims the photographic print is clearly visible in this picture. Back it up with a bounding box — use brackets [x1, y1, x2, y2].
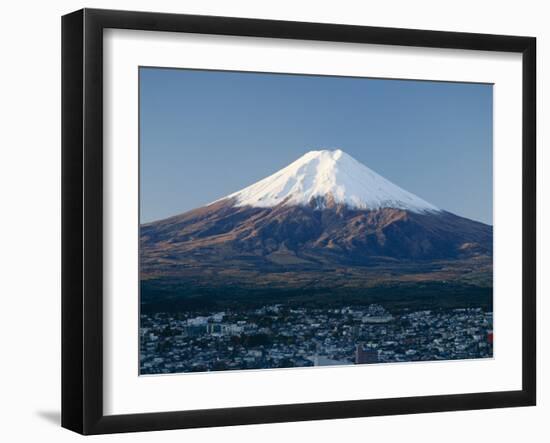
[139, 68, 493, 375]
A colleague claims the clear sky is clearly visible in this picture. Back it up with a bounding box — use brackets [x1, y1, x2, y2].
[140, 68, 493, 225]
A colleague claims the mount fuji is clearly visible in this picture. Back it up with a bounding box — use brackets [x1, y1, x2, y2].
[140, 149, 492, 306]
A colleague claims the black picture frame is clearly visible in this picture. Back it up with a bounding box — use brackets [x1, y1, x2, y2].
[62, 8, 536, 435]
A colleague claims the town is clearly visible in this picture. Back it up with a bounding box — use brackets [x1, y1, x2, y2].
[140, 304, 493, 374]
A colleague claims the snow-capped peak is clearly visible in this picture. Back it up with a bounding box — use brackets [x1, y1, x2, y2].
[220, 149, 439, 213]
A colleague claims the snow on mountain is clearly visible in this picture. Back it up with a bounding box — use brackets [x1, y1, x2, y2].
[220, 149, 439, 213]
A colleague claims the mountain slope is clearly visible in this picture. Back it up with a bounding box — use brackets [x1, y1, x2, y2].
[141, 199, 491, 275]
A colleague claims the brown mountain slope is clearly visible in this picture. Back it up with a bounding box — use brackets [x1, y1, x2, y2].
[140, 198, 492, 280]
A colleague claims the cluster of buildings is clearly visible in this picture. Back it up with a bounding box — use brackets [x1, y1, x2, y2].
[140, 304, 493, 374]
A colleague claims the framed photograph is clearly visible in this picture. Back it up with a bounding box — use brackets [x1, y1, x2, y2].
[61, 8, 536, 435]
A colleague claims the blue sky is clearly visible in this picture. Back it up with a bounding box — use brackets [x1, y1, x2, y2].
[140, 68, 493, 224]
